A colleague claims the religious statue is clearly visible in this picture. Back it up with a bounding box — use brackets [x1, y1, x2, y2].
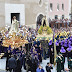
[38, 17, 52, 35]
[41, 16, 49, 27]
[9, 16, 19, 34]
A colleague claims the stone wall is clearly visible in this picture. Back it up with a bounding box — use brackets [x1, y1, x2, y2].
[0, 0, 47, 29]
[0, 1, 5, 27]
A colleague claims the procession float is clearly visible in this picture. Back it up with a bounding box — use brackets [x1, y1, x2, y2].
[36, 16, 53, 40]
[1, 16, 28, 48]
[37, 25, 53, 40]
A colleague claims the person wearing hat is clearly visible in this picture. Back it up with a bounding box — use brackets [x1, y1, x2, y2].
[67, 46, 72, 59]
[49, 39, 54, 64]
[48, 40, 53, 57]
[60, 46, 66, 63]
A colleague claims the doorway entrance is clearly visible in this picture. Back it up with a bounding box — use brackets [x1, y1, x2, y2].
[37, 14, 44, 26]
[11, 13, 20, 24]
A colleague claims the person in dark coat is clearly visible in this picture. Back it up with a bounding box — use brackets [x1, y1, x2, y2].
[34, 55, 39, 68]
[67, 46, 72, 59]
[56, 55, 62, 72]
[60, 46, 66, 63]
[50, 46, 54, 64]
[37, 47, 42, 62]
[59, 40, 61, 49]
[67, 51, 72, 59]
[64, 41, 68, 57]
[68, 57, 71, 69]
[56, 40, 60, 54]
[8, 55, 17, 72]
[15, 58, 22, 72]
[22, 53, 26, 70]
[6, 50, 12, 71]
[26, 55, 32, 72]
[46, 63, 53, 72]
[40, 40, 48, 60]
[68, 57, 72, 72]
[60, 54, 64, 71]
[0, 43, 4, 53]
[18, 54, 23, 69]
[31, 57, 37, 72]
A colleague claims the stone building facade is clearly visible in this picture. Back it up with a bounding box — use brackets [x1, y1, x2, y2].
[0, 0, 71, 29]
[48, 0, 71, 19]
[0, 0, 48, 29]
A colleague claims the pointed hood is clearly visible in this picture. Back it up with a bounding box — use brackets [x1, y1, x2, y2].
[60, 47, 66, 53]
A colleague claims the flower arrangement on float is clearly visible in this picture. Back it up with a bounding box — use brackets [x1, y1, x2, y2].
[37, 25, 53, 40]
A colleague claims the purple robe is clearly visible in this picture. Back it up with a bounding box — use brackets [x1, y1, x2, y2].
[64, 42, 68, 47]
[55, 41, 59, 46]
[61, 40, 64, 46]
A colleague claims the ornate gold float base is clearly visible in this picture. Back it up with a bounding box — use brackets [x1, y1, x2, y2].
[2, 32, 28, 48]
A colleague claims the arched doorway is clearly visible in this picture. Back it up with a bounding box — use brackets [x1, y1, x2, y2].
[36, 14, 44, 27]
